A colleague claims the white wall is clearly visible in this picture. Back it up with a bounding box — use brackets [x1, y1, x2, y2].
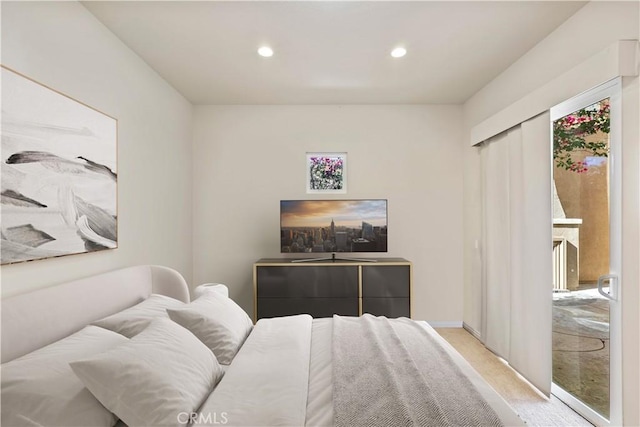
[1, 2, 194, 296]
[461, 1, 639, 424]
[464, 1, 638, 128]
[620, 74, 640, 427]
[192, 105, 464, 323]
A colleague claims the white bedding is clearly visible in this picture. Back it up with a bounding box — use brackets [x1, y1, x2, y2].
[196, 315, 313, 426]
[305, 318, 523, 427]
[1, 326, 129, 427]
[196, 316, 523, 427]
[305, 318, 334, 426]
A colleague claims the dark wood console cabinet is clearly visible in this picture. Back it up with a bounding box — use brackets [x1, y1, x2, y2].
[253, 258, 412, 321]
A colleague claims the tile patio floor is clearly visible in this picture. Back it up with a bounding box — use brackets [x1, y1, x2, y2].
[553, 287, 610, 419]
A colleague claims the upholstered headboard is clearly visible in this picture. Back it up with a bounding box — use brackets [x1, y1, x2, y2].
[1, 265, 190, 363]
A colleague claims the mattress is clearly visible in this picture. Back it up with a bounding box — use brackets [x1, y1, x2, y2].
[305, 318, 522, 426]
[195, 316, 523, 426]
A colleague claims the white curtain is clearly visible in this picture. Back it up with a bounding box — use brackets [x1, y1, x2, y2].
[480, 112, 552, 396]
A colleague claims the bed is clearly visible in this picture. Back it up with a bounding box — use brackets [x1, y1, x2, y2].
[1, 265, 523, 427]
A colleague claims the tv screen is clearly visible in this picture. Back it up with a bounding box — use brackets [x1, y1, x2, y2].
[280, 199, 388, 253]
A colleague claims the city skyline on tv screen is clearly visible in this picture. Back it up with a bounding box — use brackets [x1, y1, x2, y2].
[280, 200, 387, 253]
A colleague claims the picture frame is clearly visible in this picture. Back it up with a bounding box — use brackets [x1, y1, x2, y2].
[1, 66, 118, 265]
[306, 152, 347, 194]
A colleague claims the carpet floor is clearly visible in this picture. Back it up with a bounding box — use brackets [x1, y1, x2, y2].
[435, 328, 593, 427]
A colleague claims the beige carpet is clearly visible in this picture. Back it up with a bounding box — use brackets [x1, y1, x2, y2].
[435, 328, 592, 427]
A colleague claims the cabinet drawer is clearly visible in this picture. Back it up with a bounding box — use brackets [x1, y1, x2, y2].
[362, 297, 410, 318]
[256, 266, 358, 298]
[257, 297, 358, 319]
[362, 265, 410, 297]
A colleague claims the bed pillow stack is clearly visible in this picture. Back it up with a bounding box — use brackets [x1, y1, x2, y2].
[4, 291, 252, 427]
[167, 290, 254, 365]
[72, 294, 233, 427]
[91, 294, 184, 338]
[1, 326, 128, 427]
[70, 317, 224, 427]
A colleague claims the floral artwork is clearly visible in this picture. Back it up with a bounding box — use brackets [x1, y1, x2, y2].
[306, 153, 347, 193]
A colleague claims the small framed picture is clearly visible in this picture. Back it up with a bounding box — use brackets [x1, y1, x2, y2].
[306, 152, 347, 193]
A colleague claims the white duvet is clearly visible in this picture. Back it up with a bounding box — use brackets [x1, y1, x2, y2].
[195, 315, 312, 426]
[194, 315, 523, 427]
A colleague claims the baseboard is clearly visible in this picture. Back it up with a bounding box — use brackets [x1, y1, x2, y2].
[427, 321, 463, 328]
[462, 322, 482, 340]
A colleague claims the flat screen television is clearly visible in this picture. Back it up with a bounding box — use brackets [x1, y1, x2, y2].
[280, 199, 388, 253]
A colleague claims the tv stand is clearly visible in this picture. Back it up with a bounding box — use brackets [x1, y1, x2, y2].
[253, 258, 411, 321]
[291, 253, 377, 263]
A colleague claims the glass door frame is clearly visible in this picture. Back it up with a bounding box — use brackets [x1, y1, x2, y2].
[549, 77, 622, 427]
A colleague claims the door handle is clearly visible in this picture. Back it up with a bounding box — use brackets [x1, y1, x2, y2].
[597, 274, 618, 301]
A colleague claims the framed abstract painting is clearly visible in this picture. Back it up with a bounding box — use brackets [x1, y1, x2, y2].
[1, 66, 118, 265]
[306, 152, 347, 194]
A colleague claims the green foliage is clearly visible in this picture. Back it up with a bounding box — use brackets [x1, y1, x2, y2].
[553, 99, 610, 173]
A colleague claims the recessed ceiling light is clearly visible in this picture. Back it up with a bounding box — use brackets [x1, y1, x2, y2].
[391, 47, 407, 58]
[258, 46, 274, 57]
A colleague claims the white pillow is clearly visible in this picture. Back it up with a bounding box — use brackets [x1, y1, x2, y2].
[167, 292, 253, 365]
[91, 294, 184, 338]
[70, 318, 224, 427]
[1, 326, 128, 427]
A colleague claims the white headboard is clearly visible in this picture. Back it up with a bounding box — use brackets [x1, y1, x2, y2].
[1, 265, 190, 363]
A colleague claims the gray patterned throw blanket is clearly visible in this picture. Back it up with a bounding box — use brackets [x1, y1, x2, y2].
[332, 314, 503, 427]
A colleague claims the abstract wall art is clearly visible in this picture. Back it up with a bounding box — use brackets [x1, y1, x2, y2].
[306, 152, 347, 194]
[1, 66, 118, 265]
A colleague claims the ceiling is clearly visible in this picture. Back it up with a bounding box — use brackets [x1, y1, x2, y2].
[83, 1, 586, 105]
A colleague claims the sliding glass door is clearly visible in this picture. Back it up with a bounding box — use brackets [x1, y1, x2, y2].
[550, 79, 622, 426]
